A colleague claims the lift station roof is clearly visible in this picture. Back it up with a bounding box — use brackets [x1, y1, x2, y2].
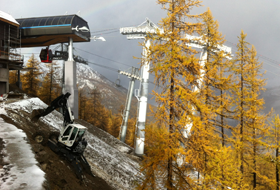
[16, 15, 91, 47]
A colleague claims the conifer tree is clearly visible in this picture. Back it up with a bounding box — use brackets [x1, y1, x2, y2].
[200, 8, 235, 147]
[139, 123, 169, 189]
[9, 70, 18, 84]
[78, 88, 87, 120]
[231, 31, 250, 186]
[22, 54, 42, 96]
[231, 31, 270, 188]
[273, 115, 280, 190]
[197, 9, 238, 189]
[138, 0, 210, 189]
[38, 61, 61, 104]
[244, 45, 269, 189]
[266, 115, 280, 189]
[111, 105, 123, 138]
[125, 118, 136, 147]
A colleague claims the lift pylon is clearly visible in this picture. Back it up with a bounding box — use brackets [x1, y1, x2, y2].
[118, 67, 141, 143]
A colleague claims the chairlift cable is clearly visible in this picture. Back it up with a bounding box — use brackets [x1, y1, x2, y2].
[75, 47, 132, 67]
[90, 28, 119, 34]
[91, 30, 119, 36]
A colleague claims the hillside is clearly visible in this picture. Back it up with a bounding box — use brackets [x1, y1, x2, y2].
[77, 64, 139, 118]
[0, 94, 143, 189]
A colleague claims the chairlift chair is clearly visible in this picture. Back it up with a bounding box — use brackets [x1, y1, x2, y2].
[115, 75, 121, 87]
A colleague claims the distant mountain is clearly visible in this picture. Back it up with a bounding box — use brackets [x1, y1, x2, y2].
[77, 64, 139, 117]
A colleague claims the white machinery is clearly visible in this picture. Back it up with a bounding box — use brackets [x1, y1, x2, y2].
[32, 92, 93, 179]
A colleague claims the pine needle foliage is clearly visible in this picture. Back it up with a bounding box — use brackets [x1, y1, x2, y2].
[22, 54, 42, 96]
[193, 8, 239, 189]
[265, 115, 280, 189]
[38, 61, 61, 104]
[9, 70, 18, 84]
[137, 0, 214, 189]
[231, 30, 270, 188]
[273, 115, 280, 190]
[200, 8, 235, 147]
[231, 30, 251, 187]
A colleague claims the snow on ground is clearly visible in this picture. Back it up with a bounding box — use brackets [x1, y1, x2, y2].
[5, 97, 46, 114]
[77, 64, 102, 81]
[0, 117, 45, 190]
[2, 97, 143, 189]
[5, 97, 63, 131]
[85, 132, 143, 190]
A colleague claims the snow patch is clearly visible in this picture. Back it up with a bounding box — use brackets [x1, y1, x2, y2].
[85, 132, 143, 189]
[7, 98, 47, 114]
[0, 118, 45, 190]
[4, 98, 63, 131]
[116, 145, 131, 153]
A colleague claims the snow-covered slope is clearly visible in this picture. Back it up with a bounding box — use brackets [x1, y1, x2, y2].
[77, 64, 126, 93]
[77, 64, 138, 116]
[0, 97, 143, 189]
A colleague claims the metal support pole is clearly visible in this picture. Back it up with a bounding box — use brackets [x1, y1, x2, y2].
[65, 38, 78, 118]
[135, 39, 150, 156]
[60, 43, 65, 114]
[68, 38, 73, 61]
[119, 67, 136, 142]
[61, 43, 65, 94]
[16, 70, 22, 89]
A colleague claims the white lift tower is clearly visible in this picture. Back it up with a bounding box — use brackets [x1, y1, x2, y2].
[120, 18, 160, 155]
[120, 19, 232, 156]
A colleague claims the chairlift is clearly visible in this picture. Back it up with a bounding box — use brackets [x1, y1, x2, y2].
[53, 50, 68, 61]
[115, 75, 121, 87]
[40, 47, 53, 63]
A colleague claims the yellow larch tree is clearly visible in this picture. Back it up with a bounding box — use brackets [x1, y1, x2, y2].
[110, 106, 123, 138]
[78, 88, 87, 120]
[197, 8, 239, 189]
[137, 0, 216, 189]
[38, 61, 61, 104]
[244, 45, 270, 189]
[231, 31, 270, 189]
[265, 114, 280, 189]
[200, 8, 235, 147]
[231, 30, 251, 188]
[125, 118, 136, 147]
[22, 54, 42, 96]
[271, 115, 280, 189]
[9, 70, 18, 84]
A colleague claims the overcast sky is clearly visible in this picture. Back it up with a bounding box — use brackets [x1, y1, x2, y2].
[1, 0, 280, 93]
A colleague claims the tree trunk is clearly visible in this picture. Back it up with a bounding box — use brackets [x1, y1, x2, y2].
[253, 128, 257, 189]
[167, 2, 175, 189]
[277, 148, 279, 190]
[240, 49, 244, 175]
[168, 66, 175, 190]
